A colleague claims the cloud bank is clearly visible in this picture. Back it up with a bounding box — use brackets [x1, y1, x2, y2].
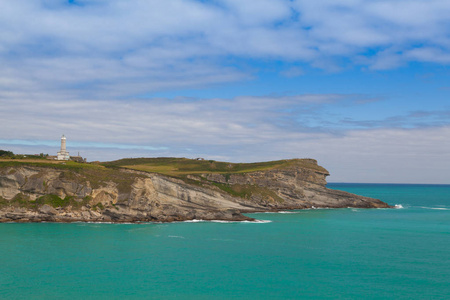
[1, 0, 450, 98]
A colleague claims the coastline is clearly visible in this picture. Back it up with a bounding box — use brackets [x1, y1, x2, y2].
[0, 158, 391, 223]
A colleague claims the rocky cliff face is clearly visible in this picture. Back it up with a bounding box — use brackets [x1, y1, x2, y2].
[199, 162, 383, 210]
[0, 160, 390, 223]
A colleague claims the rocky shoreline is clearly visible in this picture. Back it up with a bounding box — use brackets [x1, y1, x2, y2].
[0, 159, 391, 223]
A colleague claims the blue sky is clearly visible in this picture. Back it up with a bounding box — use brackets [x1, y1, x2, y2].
[1, 0, 449, 183]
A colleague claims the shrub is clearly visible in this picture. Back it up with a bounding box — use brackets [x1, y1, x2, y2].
[0, 150, 14, 157]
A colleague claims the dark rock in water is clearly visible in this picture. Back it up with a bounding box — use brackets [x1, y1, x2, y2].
[0, 159, 391, 223]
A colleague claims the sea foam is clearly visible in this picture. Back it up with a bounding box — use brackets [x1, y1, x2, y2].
[183, 219, 272, 224]
[263, 211, 297, 214]
[419, 206, 450, 211]
[240, 220, 272, 223]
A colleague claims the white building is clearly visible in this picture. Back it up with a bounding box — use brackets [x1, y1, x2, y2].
[57, 135, 70, 160]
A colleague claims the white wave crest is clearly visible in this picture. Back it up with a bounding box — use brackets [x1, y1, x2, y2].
[212, 219, 272, 223]
[394, 204, 404, 209]
[241, 220, 272, 223]
[183, 219, 271, 223]
[264, 211, 296, 214]
[420, 207, 450, 211]
[168, 235, 185, 239]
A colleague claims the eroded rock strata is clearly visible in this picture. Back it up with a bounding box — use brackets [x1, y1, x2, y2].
[0, 159, 390, 223]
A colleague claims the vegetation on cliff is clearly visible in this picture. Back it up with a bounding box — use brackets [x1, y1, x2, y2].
[0, 193, 91, 210]
[102, 157, 328, 176]
[1, 156, 327, 177]
[0, 149, 49, 160]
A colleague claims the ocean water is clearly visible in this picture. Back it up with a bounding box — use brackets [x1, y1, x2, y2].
[1, 183, 449, 299]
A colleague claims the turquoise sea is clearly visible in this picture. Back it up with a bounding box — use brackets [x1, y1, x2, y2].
[1, 183, 449, 299]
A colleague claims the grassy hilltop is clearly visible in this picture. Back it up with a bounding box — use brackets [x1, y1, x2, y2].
[102, 157, 328, 177]
[0, 156, 328, 178]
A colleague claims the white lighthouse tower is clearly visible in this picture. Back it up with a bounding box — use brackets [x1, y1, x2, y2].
[57, 134, 70, 160]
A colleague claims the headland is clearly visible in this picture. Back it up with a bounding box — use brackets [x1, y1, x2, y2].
[0, 157, 391, 223]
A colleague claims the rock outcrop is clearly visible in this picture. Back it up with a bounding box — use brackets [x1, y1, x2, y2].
[0, 159, 390, 223]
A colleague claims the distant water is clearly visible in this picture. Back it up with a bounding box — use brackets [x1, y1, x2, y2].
[1, 183, 449, 299]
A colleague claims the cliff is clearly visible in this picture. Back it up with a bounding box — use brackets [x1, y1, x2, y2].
[0, 158, 390, 223]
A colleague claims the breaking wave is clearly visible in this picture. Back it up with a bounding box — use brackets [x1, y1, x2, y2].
[420, 206, 450, 211]
[183, 219, 272, 224]
[240, 220, 272, 223]
[263, 211, 297, 214]
[168, 235, 185, 239]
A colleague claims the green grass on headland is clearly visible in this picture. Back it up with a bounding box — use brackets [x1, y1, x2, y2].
[0, 157, 327, 176]
[0, 156, 328, 185]
[0, 149, 50, 160]
[102, 157, 328, 176]
[0, 159, 101, 171]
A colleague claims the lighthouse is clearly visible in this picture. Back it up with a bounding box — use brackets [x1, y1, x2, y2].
[57, 134, 70, 160]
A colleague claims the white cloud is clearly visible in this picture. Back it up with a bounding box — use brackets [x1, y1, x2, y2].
[0, 94, 334, 145]
[1, 1, 450, 98]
